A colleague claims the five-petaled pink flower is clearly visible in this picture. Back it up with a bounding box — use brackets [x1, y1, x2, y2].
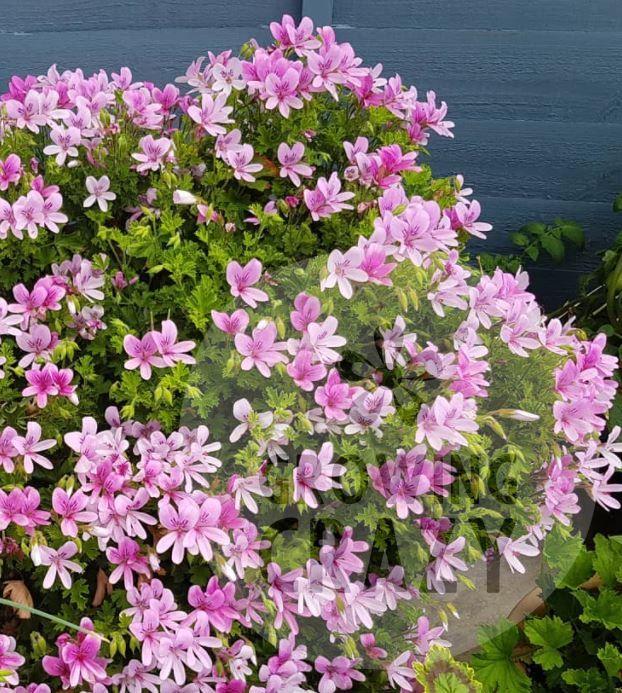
[123, 333, 163, 380]
[226, 259, 269, 307]
[132, 135, 173, 173]
[226, 144, 263, 182]
[293, 442, 345, 508]
[235, 322, 288, 377]
[278, 142, 313, 186]
[83, 175, 116, 212]
[34, 540, 83, 589]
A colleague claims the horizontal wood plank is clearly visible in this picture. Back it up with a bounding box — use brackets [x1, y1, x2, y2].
[333, 0, 622, 32]
[0, 0, 300, 32]
[428, 120, 622, 204]
[335, 27, 622, 124]
[0, 27, 274, 85]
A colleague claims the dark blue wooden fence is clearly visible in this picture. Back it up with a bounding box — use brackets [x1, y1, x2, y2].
[1, 0, 621, 305]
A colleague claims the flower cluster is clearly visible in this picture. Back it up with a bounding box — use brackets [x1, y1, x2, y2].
[0, 12, 618, 693]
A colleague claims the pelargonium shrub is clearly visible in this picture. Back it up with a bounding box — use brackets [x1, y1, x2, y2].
[0, 12, 619, 692]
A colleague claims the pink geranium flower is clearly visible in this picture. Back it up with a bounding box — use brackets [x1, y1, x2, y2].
[107, 537, 151, 589]
[235, 322, 288, 377]
[211, 308, 250, 335]
[132, 135, 173, 173]
[226, 259, 268, 307]
[293, 442, 345, 508]
[123, 332, 164, 380]
[0, 154, 22, 190]
[43, 125, 80, 166]
[13, 421, 56, 473]
[34, 540, 83, 589]
[321, 247, 368, 299]
[151, 319, 196, 367]
[278, 142, 313, 186]
[264, 69, 303, 118]
[187, 92, 234, 136]
[23, 363, 78, 408]
[286, 348, 326, 391]
[226, 144, 263, 182]
[497, 535, 540, 574]
[156, 499, 200, 564]
[83, 175, 116, 212]
[314, 655, 365, 693]
[52, 488, 96, 537]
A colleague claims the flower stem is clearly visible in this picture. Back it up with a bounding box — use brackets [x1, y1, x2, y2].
[0, 597, 110, 642]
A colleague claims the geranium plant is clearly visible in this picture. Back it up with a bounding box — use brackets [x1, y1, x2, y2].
[0, 13, 619, 692]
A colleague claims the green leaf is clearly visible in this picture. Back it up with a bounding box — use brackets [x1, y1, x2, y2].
[562, 667, 612, 692]
[597, 642, 622, 678]
[520, 222, 547, 236]
[613, 192, 622, 213]
[576, 588, 622, 630]
[541, 235, 565, 263]
[556, 546, 593, 589]
[543, 526, 585, 581]
[593, 534, 622, 587]
[524, 616, 573, 671]
[558, 222, 585, 248]
[524, 245, 539, 261]
[470, 620, 531, 692]
[510, 232, 530, 248]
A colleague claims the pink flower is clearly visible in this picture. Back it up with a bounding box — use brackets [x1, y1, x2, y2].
[305, 316, 347, 364]
[290, 292, 321, 332]
[452, 200, 492, 239]
[0, 634, 25, 686]
[265, 69, 303, 118]
[222, 521, 269, 579]
[156, 499, 200, 564]
[0, 154, 22, 190]
[23, 363, 77, 408]
[415, 393, 478, 451]
[187, 93, 234, 136]
[226, 259, 269, 307]
[187, 576, 239, 633]
[13, 422, 55, 473]
[229, 398, 273, 443]
[314, 368, 355, 421]
[13, 190, 44, 239]
[386, 651, 416, 691]
[359, 633, 387, 660]
[226, 144, 263, 182]
[293, 442, 345, 508]
[43, 125, 80, 166]
[408, 616, 450, 656]
[270, 15, 320, 54]
[62, 632, 107, 688]
[314, 656, 365, 693]
[151, 319, 196, 367]
[35, 540, 83, 589]
[278, 142, 313, 186]
[0, 426, 18, 473]
[321, 247, 367, 299]
[83, 175, 116, 212]
[286, 348, 326, 391]
[497, 535, 540, 574]
[52, 488, 96, 537]
[304, 173, 354, 221]
[107, 537, 151, 589]
[589, 466, 622, 510]
[132, 135, 173, 173]
[212, 308, 250, 335]
[235, 322, 288, 377]
[123, 333, 164, 380]
[425, 536, 467, 593]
